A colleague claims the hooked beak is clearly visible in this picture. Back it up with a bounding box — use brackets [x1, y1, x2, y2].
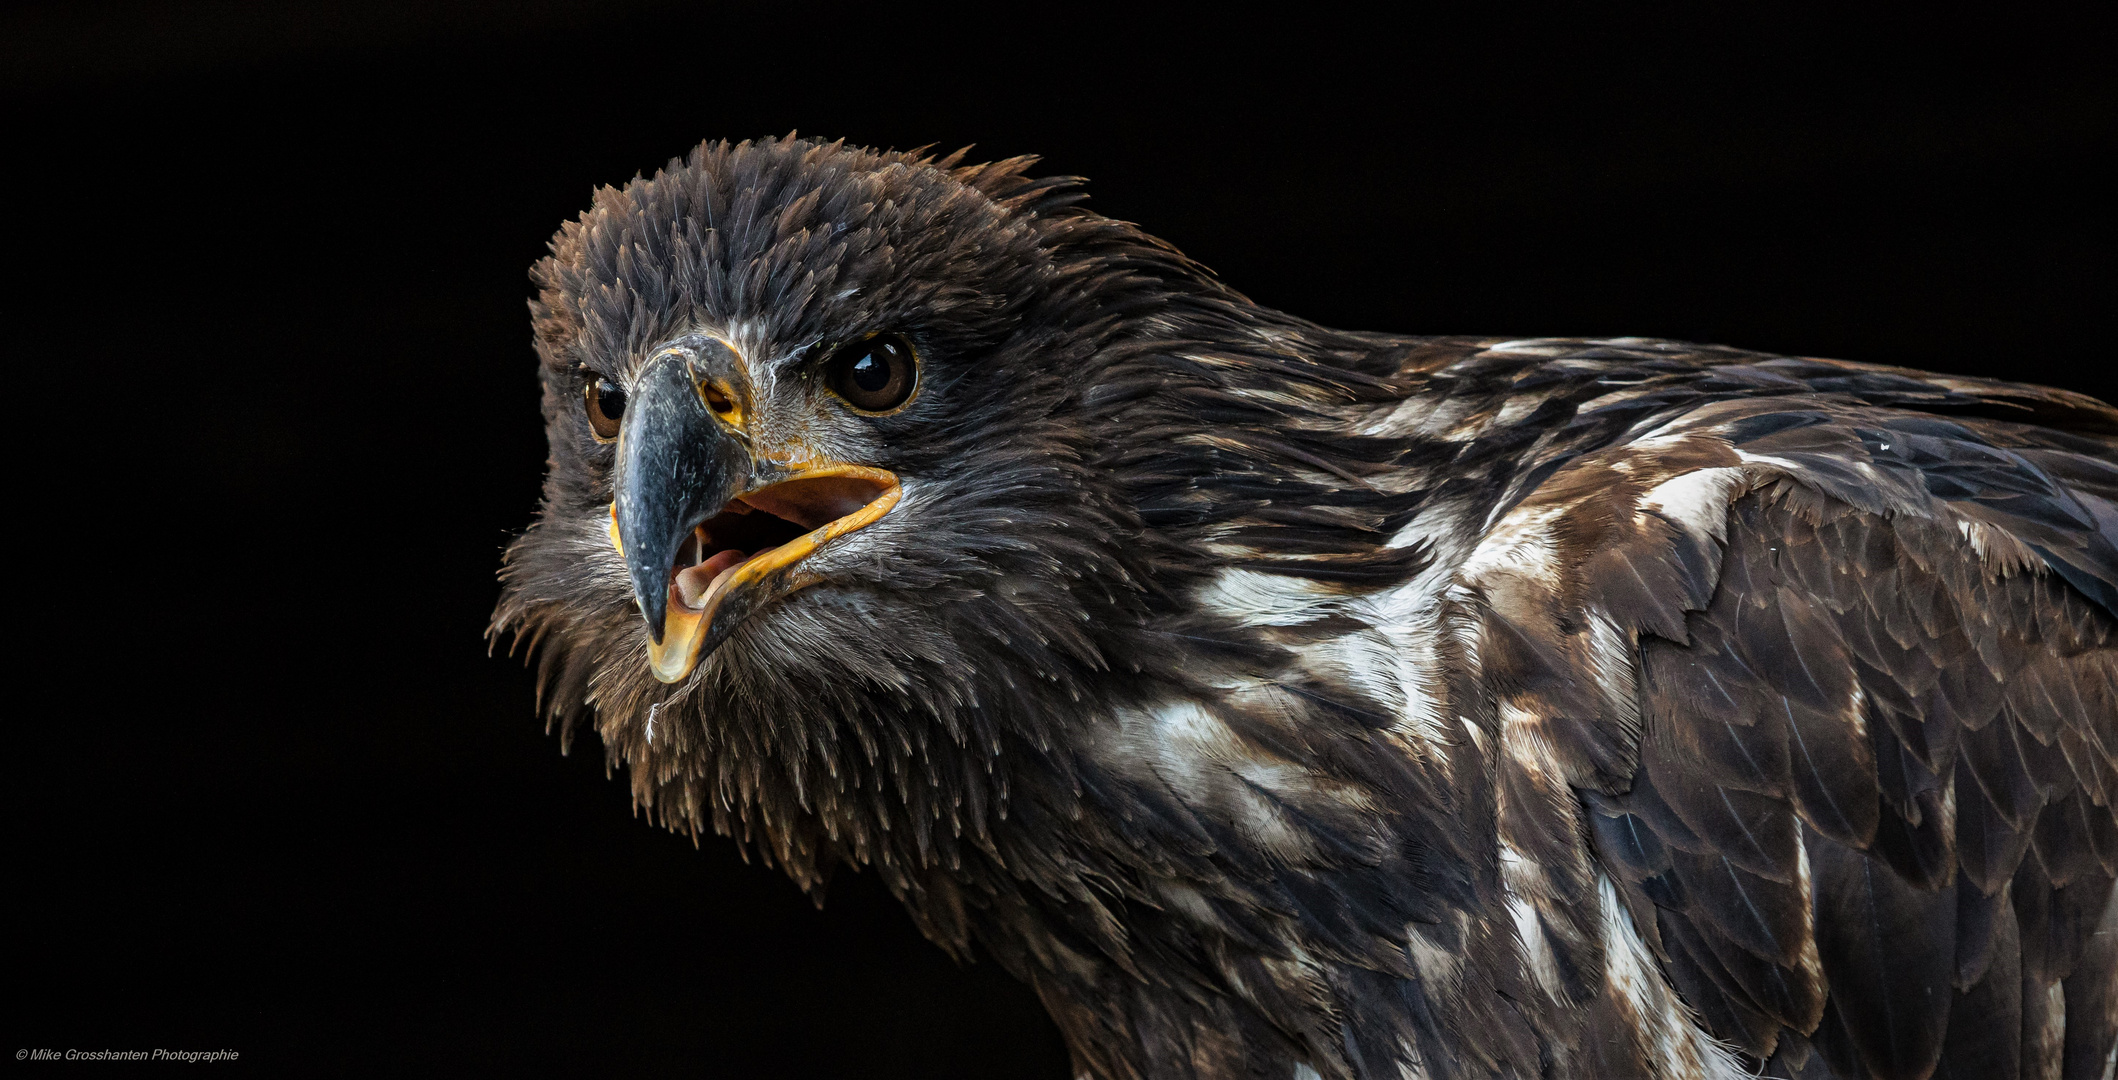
[611, 341, 901, 683]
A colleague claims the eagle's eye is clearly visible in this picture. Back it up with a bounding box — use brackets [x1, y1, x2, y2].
[825, 334, 918, 413]
[584, 375, 626, 442]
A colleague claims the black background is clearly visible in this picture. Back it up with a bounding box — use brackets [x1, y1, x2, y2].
[8, 3, 2112, 1076]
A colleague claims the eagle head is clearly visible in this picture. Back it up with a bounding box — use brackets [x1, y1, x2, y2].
[490, 137, 1297, 880]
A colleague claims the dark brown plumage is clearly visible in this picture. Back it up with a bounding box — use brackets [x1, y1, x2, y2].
[492, 136, 2118, 1080]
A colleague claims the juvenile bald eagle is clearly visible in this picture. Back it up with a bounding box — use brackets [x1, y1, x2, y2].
[491, 137, 2118, 1080]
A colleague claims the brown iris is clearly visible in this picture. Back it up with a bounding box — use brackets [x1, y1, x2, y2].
[825, 334, 918, 413]
[585, 374, 626, 442]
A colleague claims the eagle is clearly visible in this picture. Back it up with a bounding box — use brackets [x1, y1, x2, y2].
[491, 137, 2118, 1080]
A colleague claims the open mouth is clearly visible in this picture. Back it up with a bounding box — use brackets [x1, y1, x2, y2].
[668, 470, 896, 618]
[634, 464, 900, 683]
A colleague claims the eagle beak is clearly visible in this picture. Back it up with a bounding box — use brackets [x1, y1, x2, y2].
[611, 342, 901, 684]
[635, 465, 899, 683]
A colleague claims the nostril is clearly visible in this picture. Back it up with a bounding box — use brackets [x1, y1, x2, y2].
[701, 382, 738, 416]
[684, 355, 743, 420]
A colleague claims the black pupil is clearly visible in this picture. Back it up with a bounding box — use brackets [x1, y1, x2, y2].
[850, 350, 891, 392]
[596, 379, 626, 417]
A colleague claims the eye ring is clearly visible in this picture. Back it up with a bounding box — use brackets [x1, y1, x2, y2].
[584, 373, 626, 442]
[824, 334, 919, 414]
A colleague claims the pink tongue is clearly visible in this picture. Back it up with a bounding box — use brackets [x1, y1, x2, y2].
[673, 549, 747, 610]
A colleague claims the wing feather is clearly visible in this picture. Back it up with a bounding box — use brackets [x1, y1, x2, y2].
[1932, 897, 2023, 1080]
[1637, 487, 2116, 1077]
[1463, 382, 2118, 1077]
